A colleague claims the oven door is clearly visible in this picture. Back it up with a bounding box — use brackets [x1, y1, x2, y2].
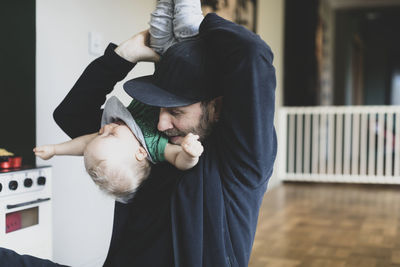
[0, 192, 52, 259]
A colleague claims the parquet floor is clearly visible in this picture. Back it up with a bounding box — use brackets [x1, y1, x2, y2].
[248, 182, 400, 267]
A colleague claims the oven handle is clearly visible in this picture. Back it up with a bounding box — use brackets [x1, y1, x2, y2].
[6, 198, 51, 209]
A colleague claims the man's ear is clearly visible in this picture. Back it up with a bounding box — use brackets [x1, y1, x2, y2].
[135, 147, 148, 161]
[212, 96, 223, 122]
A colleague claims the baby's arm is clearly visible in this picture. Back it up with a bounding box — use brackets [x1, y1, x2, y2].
[164, 133, 203, 170]
[34, 133, 98, 160]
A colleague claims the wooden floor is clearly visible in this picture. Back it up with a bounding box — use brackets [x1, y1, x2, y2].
[248, 182, 400, 267]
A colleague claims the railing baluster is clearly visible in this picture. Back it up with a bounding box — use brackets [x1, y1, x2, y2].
[312, 114, 319, 174]
[359, 113, 368, 176]
[351, 113, 360, 175]
[288, 113, 295, 174]
[328, 113, 335, 174]
[277, 108, 288, 180]
[377, 113, 385, 176]
[296, 112, 303, 174]
[304, 113, 311, 174]
[385, 113, 393, 177]
[319, 113, 327, 174]
[343, 113, 351, 175]
[335, 113, 343, 175]
[395, 113, 400, 177]
[368, 113, 376, 176]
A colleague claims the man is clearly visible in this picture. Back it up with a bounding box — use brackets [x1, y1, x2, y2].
[0, 13, 276, 267]
[99, 14, 276, 267]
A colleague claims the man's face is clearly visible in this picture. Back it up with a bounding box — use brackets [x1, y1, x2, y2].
[157, 101, 217, 145]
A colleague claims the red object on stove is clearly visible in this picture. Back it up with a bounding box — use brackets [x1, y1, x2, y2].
[0, 156, 22, 169]
[0, 159, 11, 169]
[10, 156, 22, 168]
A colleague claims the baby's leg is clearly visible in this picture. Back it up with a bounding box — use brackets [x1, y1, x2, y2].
[149, 0, 177, 55]
[173, 0, 204, 41]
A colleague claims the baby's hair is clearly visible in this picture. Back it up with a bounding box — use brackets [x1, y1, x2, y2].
[84, 154, 151, 203]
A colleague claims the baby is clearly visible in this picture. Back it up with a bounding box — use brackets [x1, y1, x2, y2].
[34, 0, 205, 203]
[34, 97, 203, 203]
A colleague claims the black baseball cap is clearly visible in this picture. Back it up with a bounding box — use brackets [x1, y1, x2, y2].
[123, 37, 219, 108]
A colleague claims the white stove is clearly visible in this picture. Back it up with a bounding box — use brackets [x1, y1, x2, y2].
[0, 166, 52, 259]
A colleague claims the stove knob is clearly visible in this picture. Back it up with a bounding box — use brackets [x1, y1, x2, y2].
[0, 183, 2, 192]
[9, 180, 18, 190]
[37, 176, 46, 186]
[24, 178, 33, 188]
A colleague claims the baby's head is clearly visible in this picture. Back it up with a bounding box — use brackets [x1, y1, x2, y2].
[83, 121, 151, 203]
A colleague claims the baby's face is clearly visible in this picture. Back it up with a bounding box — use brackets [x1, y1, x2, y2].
[86, 121, 143, 162]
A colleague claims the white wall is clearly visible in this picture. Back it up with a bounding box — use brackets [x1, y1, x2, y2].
[36, 1, 155, 266]
[256, 0, 285, 189]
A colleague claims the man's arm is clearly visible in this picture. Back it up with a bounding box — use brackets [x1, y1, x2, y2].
[164, 133, 203, 170]
[34, 133, 98, 160]
[200, 14, 277, 188]
[53, 30, 159, 139]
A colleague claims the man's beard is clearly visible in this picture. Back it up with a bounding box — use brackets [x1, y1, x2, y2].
[163, 105, 215, 144]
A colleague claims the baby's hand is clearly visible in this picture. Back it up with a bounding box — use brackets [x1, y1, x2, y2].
[181, 133, 203, 158]
[33, 145, 56, 160]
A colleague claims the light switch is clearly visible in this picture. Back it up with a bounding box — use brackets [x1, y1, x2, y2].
[88, 31, 104, 56]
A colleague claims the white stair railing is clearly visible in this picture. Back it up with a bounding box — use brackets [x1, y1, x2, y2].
[277, 106, 400, 184]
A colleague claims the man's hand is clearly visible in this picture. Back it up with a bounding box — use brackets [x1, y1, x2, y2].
[181, 133, 204, 158]
[33, 145, 56, 160]
[115, 30, 160, 63]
